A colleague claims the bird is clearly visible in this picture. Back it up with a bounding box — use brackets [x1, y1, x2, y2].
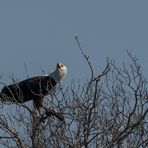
[0, 63, 67, 112]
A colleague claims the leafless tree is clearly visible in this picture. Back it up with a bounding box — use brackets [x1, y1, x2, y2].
[0, 37, 148, 148]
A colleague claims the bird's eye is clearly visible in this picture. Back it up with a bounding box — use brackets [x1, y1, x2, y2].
[61, 64, 63, 67]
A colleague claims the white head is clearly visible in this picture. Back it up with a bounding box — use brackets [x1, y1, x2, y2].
[50, 63, 67, 83]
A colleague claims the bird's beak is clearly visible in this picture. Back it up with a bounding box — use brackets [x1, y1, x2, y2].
[57, 63, 61, 69]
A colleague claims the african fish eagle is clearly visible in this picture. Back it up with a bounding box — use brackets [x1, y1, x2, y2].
[0, 63, 67, 111]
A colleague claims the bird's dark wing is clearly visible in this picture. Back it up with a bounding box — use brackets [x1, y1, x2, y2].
[1, 76, 57, 104]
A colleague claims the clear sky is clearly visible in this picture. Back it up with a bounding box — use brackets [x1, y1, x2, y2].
[0, 0, 148, 86]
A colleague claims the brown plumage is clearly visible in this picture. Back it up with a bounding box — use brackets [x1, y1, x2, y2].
[1, 76, 57, 110]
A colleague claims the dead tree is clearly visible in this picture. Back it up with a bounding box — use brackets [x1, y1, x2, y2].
[0, 37, 147, 147]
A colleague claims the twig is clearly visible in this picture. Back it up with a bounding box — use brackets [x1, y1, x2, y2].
[75, 36, 94, 80]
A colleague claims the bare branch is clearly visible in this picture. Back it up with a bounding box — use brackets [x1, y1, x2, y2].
[75, 35, 94, 80]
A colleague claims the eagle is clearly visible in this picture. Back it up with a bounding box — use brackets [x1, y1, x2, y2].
[0, 63, 67, 113]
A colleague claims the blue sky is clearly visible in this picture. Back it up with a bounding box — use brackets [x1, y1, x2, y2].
[0, 1, 148, 87]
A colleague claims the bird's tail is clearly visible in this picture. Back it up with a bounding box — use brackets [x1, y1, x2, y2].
[0, 92, 5, 104]
[0, 92, 3, 98]
[0, 92, 12, 104]
[0, 92, 5, 100]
